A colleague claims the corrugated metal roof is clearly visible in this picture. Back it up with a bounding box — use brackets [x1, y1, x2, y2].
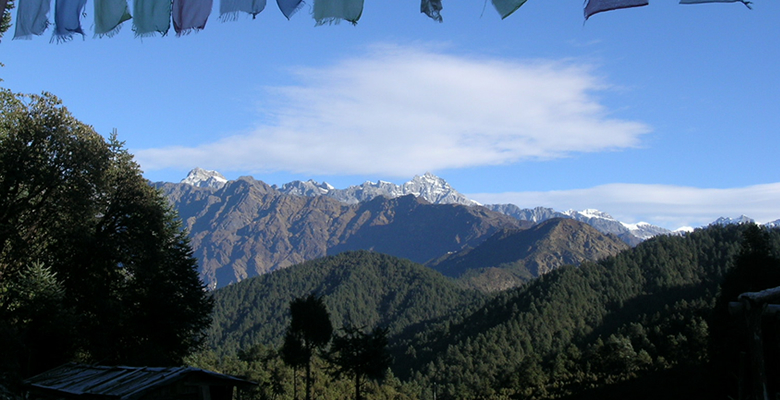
[24, 364, 253, 400]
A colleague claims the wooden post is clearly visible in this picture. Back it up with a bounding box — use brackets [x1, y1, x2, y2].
[743, 299, 769, 400]
[739, 351, 747, 400]
[732, 286, 780, 400]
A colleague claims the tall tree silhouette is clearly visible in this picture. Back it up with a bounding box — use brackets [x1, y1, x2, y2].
[329, 325, 392, 400]
[281, 294, 332, 400]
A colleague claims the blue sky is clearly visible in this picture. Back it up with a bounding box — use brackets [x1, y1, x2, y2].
[2, 0, 778, 230]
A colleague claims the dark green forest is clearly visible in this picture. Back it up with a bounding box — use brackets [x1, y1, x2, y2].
[207, 251, 486, 355]
[0, 91, 213, 393]
[196, 223, 780, 400]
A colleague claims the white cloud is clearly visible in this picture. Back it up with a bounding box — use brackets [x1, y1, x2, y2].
[136, 44, 650, 177]
[468, 182, 780, 230]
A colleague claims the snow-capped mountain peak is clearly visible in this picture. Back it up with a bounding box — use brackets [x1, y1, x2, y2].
[765, 219, 780, 229]
[564, 209, 615, 220]
[709, 215, 756, 227]
[274, 172, 479, 207]
[181, 167, 228, 189]
[275, 179, 335, 196]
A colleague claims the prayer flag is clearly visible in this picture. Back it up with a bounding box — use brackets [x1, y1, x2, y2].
[313, 0, 363, 25]
[132, 0, 172, 37]
[492, 0, 528, 19]
[13, 0, 50, 39]
[679, 0, 751, 9]
[584, 0, 648, 20]
[421, 0, 442, 22]
[277, 0, 302, 19]
[52, 0, 86, 42]
[94, 0, 132, 38]
[220, 0, 266, 20]
[173, 0, 213, 35]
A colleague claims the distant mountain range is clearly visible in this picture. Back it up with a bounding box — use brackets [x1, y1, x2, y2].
[158, 168, 778, 288]
[156, 175, 529, 288]
[182, 168, 777, 243]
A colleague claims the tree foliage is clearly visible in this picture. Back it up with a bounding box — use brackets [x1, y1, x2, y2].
[0, 1, 12, 41]
[281, 294, 333, 400]
[0, 90, 213, 381]
[205, 218, 778, 399]
[208, 250, 485, 355]
[329, 325, 392, 400]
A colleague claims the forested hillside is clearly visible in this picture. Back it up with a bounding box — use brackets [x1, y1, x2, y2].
[400, 224, 776, 398]
[202, 224, 780, 400]
[208, 251, 485, 356]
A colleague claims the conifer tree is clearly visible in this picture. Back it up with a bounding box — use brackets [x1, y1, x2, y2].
[281, 294, 333, 400]
[329, 325, 392, 400]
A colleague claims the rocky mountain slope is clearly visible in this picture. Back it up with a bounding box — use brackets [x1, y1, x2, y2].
[428, 218, 630, 291]
[180, 169, 669, 245]
[155, 176, 527, 289]
[482, 204, 670, 245]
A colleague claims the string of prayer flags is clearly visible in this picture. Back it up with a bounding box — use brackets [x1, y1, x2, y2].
[421, 0, 442, 22]
[276, 0, 303, 19]
[132, 0, 171, 37]
[220, 0, 266, 21]
[172, 0, 213, 35]
[491, 0, 528, 19]
[8, 0, 761, 43]
[679, 0, 752, 9]
[584, 0, 649, 20]
[94, 0, 132, 38]
[312, 0, 363, 25]
[52, 0, 87, 42]
[13, 0, 51, 39]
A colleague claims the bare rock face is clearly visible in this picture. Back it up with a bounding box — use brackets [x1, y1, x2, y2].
[156, 177, 527, 289]
[428, 218, 630, 292]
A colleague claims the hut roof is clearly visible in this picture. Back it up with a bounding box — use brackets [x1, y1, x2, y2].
[24, 363, 253, 400]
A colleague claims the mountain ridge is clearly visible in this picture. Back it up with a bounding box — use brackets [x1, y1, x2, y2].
[178, 168, 668, 244]
[429, 218, 630, 292]
[155, 176, 527, 288]
[177, 168, 779, 238]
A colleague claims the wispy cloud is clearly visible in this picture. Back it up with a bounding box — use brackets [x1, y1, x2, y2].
[468, 182, 780, 230]
[136, 43, 650, 177]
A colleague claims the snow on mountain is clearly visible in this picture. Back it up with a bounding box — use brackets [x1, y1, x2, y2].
[483, 205, 566, 223]
[175, 168, 777, 245]
[621, 221, 674, 240]
[402, 173, 481, 206]
[181, 167, 228, 189]
[276, 172, 480, 207]
[672, 226, 695, 236]
[562, 209, 670, 244]
[274, 179, 335, 197]
[765, 219, 780, 229]
[568, 209, 614, 220]
[709, 215, 756, 227]
[707, 215, 780, 229]
[482, 205, 670, 244]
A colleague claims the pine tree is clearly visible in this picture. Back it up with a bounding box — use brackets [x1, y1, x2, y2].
[281, 294, 333, 400]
